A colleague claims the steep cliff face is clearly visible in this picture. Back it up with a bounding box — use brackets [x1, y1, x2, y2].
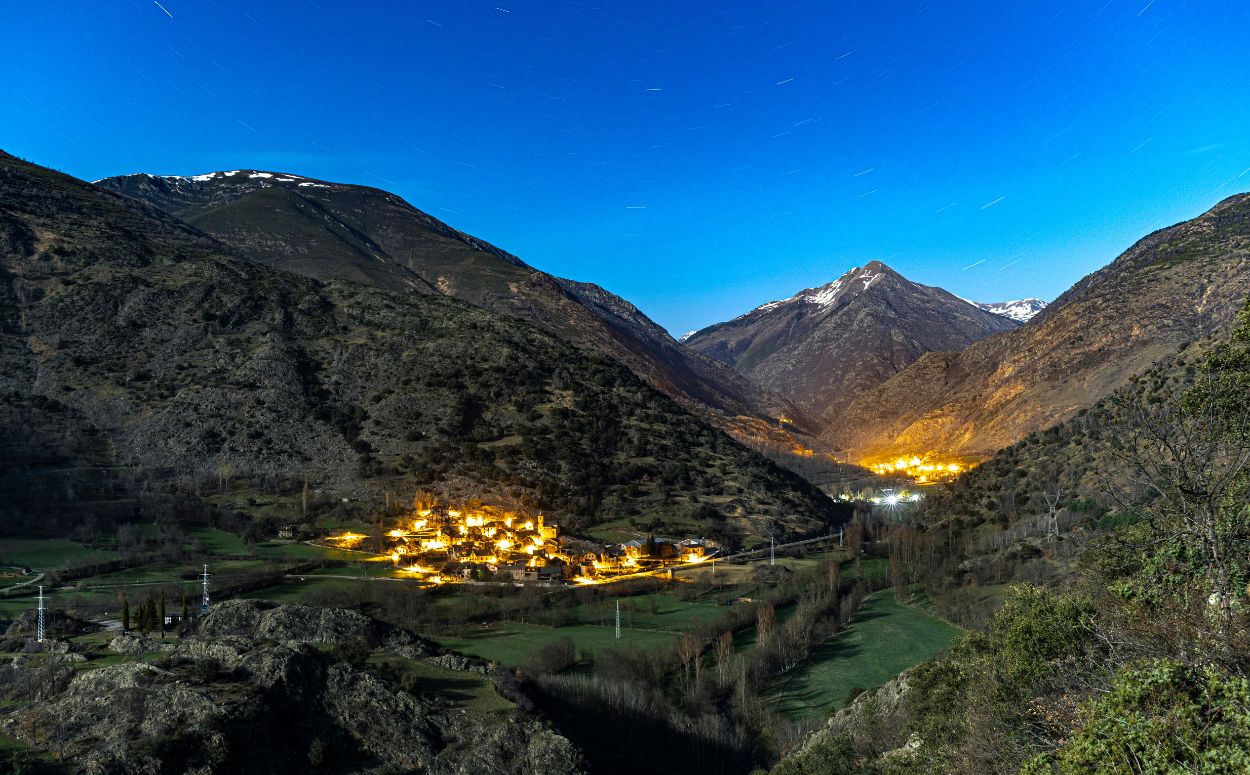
[829, 194, 1250, 462]
[684, 261, 1018, 419]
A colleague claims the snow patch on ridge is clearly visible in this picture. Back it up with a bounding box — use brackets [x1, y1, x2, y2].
[969, 298, 1048, 322]
[745, 264, 886, 317]
[152, 170, 311, 184]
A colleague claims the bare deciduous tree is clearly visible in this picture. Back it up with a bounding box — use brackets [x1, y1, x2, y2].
[1100, 372, 1250, 653]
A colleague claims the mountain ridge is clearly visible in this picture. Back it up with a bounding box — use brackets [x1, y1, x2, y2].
[828, 192, 1250, 462]
[96, 168, 827, 452]
[0, 150, 837, 539]
[683, 261, 1019, 421]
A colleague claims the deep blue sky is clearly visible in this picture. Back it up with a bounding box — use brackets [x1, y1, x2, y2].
[4, 1, 1248, 335]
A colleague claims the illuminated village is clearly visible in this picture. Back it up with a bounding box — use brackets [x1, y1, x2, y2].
[326, 504, 717, 586]
[867, 454, 972, 484]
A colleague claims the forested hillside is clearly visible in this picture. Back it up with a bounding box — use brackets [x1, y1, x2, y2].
[96, 169, 827, 457]
[0, 151, 835, 543]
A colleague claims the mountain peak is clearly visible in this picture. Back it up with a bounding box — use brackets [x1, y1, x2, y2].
[748, 262, 893, 315]
[971, 298, 1048, 323]
[100, 169, 340, 191]
[684, 263, 1020, 418]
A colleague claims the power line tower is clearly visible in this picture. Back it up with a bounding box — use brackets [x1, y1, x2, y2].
[201, 564, 211, 615]
[36, 585, 45, 643]
[770, 535, 775, 566]
[1042, 488, 1063, 542]
[614, 600, 621, 640]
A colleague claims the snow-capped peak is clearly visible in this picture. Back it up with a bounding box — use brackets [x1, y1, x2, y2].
[678, 330, 698, 343]
[746, 264, 887, 316]
[969, 298, 1047, 323]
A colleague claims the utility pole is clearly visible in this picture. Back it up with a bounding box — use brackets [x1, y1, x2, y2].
[838, 526, 844, 547]
[36, 585, 45, 643]
[614, 600, 621, 640]
[201, 564, 210, 615]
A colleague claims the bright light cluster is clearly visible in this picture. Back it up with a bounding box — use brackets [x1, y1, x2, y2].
[867, 454, 970, 484]
[325, 505, 719, 586]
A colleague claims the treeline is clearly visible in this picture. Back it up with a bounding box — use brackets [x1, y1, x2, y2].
[518, 559, 877, 775]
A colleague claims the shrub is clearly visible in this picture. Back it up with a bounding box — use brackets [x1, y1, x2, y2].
[1023, 660, 1250, 774]
[525, 636, 576, 676]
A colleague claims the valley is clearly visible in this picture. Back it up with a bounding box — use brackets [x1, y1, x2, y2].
[2, 70, 1248, 775]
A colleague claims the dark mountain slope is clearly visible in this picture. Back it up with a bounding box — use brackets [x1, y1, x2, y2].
[0, 151, 835, 539]
[829, 194, 1250, 462]
[684, 262, 1018, 419]
[97, 171, 823, 450]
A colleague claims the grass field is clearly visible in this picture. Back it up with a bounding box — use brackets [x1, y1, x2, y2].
[674, 552, 841, 585]
[433, 621, 680, 667]
[241, 576, 374, 604]
[368, 654, 513, 713]
[0, 586, 133, 620]
[571, 593, 729, 631]
[0, 539, 118, 572]
[765, 592, 959, 720]
[185, 527, 252, 557]
[252, 541, 357, 561]
[68, 558, 283, 586]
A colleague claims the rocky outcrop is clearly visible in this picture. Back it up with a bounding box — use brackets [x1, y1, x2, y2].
[109, 633, 173, 655]
[199, 599, 390, 646]
[780, 669, 918, 772]
[427, 652, 498, 674]
[796, 671, 913, 755]
[0, 603, 585, 774]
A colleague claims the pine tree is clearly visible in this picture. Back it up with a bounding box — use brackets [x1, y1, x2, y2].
[143, 593, 156, 633]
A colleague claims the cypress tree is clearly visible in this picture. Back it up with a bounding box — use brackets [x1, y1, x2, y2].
[122, 597, 130, 632]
